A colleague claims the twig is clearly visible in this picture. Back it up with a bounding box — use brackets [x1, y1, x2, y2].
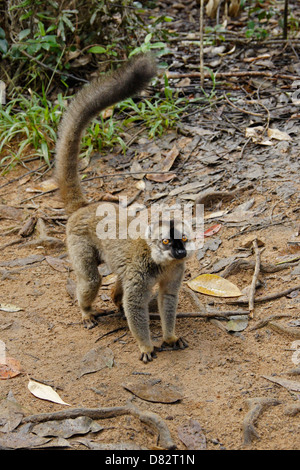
[249, 238, 261, 317]
[227, 285, 300, 305]
[0, 164, 47, 191]
[83, 169, 183, 182]
[167, 71, 300, 81]
[223, 93, 264, 117]
[0, 238, 24, 250]
[20, 49, 88, 84]
[20, 188, 58, 203]
[150, 311, 250, 319]
[268, 321, 300, 339]
[249, 313, 291, 331]
[240, 137, 251, 158]
[283, 0, 289, 39]
[199, 0, 204, 87]
[95, 326, 126, 342]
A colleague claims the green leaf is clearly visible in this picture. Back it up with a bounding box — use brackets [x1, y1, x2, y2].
[144, 33, 152, 44]
[0, 39, 8, 54]
[62, 15, 75, 32]
[19, 28, 31, 40]
[88, 46, 107, 54]
[27, 43, 42, 55]
[41, 142, 50, 166]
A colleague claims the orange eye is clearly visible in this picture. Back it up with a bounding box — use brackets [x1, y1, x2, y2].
[182, 235, 188, 242]
[162, 239, 170, 245]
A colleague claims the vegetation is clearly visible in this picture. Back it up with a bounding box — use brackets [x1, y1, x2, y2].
[0, 0, 297, 172]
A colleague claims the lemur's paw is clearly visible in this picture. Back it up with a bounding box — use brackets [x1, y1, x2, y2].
[160, 336, 188, 350]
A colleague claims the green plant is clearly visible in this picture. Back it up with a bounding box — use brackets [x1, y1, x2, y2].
[0, 91, 65, 172]
[1, 1, 155, 92]
[0, 90, 129, 172]
[129, 32, 168, 58]
[118, 75, 190, 138]
[0, 27, 8, 54]
[84, 115, 127, 156]
[243, 0, 279, 39]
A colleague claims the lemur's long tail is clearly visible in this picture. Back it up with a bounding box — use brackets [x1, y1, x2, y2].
[55, 54, 156, 215]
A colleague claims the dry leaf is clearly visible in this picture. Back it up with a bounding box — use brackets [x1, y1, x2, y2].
[28, 379, 71, 406]
[187, 274, 242, 297]
[225, 315, 249, 332]
[26, 178, 58, 193]
[0, 254, 45, 268]
[241, 236, 265, 248]
[178, 419, 206, 450]
[204, 210, 228, 219]
[79, 346, 114, 377]
[0, 303, 23, 312]
[123, 379, 183, 403]
[263, 375, 300, 392]
[0, 431, 51, 449]
[0, 393, 25, 431]
[101, 273, 117, 286]
[206, 0, 222, 17]
[102, 106, 114, 119]
[245, 126, 291, 145]
[0, 205, 23, 220]
[45, 256, 69, 273]
[32, 416, 103, 438]
[267, 128, 292, 141]
[176, 77, 191, 87]
[0, 357, 22, 380]
[146, 145, 179, 182]
[204, 224, 222, 238]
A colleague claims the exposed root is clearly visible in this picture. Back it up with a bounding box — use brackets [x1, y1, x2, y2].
[243, 397, 280, 446]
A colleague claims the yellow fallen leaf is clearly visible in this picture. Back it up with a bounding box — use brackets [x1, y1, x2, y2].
[0, 303, 23, 312]
[101, 273, 117, 286]
[28, 379, 71, 406]
[187, 274, 242, 297]
[26, 178, 58, 193]
[267, 128, 291, 141]
[245, 126, 292, 145]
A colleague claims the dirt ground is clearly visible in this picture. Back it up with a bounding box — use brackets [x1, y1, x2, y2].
[0, 145, 299, 451]
[1, 1, 300, 452]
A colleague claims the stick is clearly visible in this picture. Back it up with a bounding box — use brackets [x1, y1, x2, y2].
[167, 71, 300, 81]
[224, 93, 264, 117]
[283, 0, 289, 39]
[249, 238, 261, 317]
[268, 321, 300, 339]
[199, 0, 204, 87]
[227, 285, 300, 305]
[150, 311, 250, 319]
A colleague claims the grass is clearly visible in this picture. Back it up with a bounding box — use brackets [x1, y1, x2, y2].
[0, 91, 64, 173]
[0, 75, 194, 174]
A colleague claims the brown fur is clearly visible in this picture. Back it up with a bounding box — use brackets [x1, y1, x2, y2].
[55, 55, 191, 363]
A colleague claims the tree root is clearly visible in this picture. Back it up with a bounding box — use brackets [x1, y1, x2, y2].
[243, 397, 280, 446]
[22, 401, 176, 450]
[284, 404, 300, 417]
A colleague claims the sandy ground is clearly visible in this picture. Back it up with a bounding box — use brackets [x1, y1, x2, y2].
[0, 147, 299, 450]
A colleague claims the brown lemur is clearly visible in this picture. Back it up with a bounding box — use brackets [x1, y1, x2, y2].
[55, 54, 194, 363]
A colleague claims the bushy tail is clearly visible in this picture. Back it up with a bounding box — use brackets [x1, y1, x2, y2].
[55, 54, 157, 215]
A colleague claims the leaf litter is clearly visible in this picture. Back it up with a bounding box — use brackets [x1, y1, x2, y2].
[0, 0, 300, 451]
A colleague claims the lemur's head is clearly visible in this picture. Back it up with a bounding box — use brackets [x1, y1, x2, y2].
[145, 218, 195, 264]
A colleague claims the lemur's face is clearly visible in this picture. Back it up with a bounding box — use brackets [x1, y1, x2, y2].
[145, 219, 194, 264]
